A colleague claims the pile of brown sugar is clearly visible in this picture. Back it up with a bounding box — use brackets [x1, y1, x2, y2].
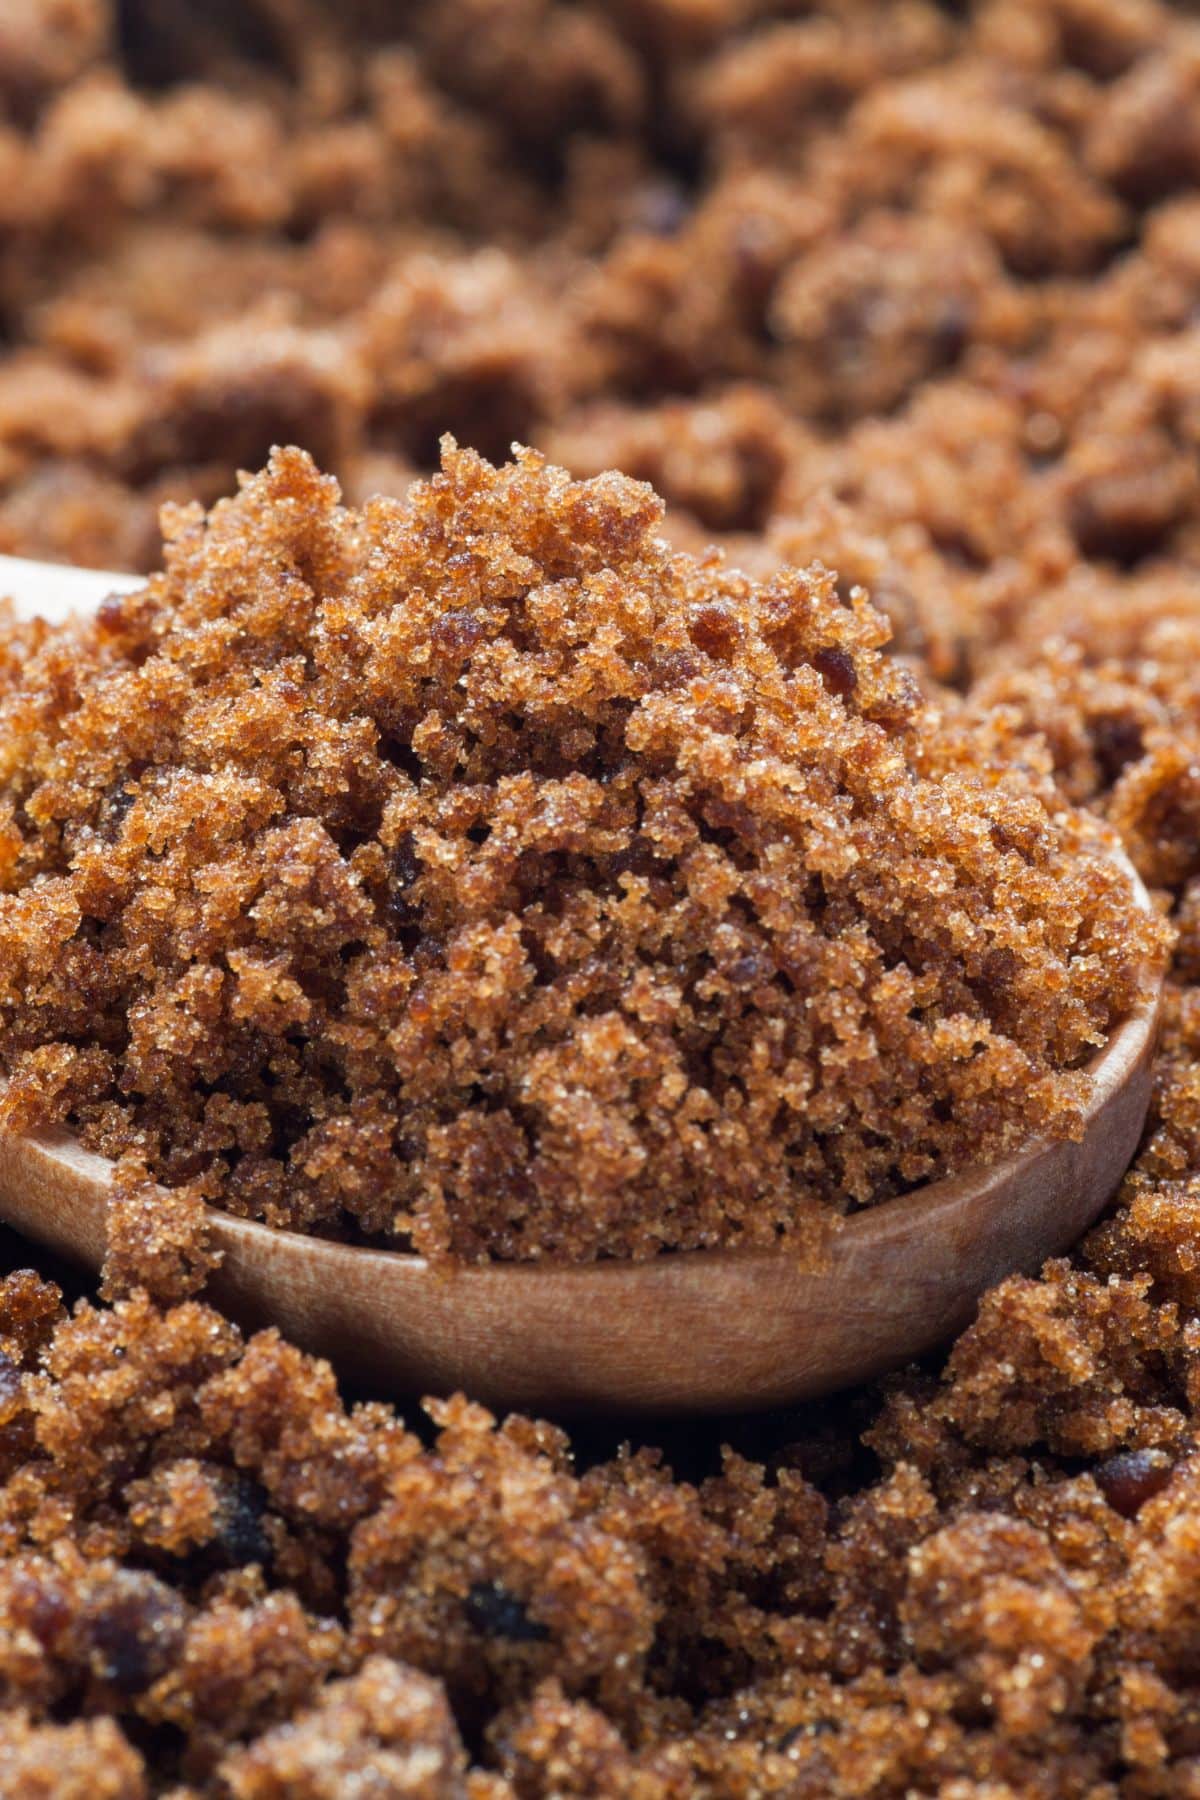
[10, 0, 1200, 1795]
[7, 1101, 1200, 1800]
[0, 441, 1159, 1267]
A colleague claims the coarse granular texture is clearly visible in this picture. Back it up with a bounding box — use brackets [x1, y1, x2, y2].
[10, 0, 1200, 1795]
[0, 441, 1160, 1266]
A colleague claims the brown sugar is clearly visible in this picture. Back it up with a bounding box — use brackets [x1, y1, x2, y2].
[0, 441, 1161, 1265]
[217, 1658, 470, 1799]
[7, 0, 1200, 1795]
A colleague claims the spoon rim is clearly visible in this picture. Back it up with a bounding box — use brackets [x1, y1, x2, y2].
[11, 845, 1160, 1281]
[0, 844, 1164, 1413]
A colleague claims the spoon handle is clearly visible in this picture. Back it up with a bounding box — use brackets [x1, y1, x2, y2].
[0, 554, 142, 623]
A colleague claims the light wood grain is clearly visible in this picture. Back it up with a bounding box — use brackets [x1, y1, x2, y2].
[0, 858, 1162, 1414]
[0, 554, 143, 623]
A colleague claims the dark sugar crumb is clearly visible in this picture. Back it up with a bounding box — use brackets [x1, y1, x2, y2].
[84, 1573, 188, 1697]
[1095, 1447, 1177, 1518]
[0, 1348, 20, 1417]
[145, 1471, 275, 1583]
[207, 1477, 272, 1573]
[465, 1582, 551, 1645]
[811, 644, 858, 699]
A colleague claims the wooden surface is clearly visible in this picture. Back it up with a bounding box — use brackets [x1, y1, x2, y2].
[0, 868, 1162, 1414]
[0, 554, 143, 621]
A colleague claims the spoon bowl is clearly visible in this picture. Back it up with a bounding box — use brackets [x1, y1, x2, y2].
[0, 554, 1165, 1414]
[0, 928, 1161, 1414]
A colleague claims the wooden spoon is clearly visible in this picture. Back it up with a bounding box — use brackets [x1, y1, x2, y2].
[0, 555, 1166, 1414]
[0, 552, 144, 617]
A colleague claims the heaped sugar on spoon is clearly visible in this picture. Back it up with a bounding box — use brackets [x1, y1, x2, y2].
[0, 445, 1168, 1412]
